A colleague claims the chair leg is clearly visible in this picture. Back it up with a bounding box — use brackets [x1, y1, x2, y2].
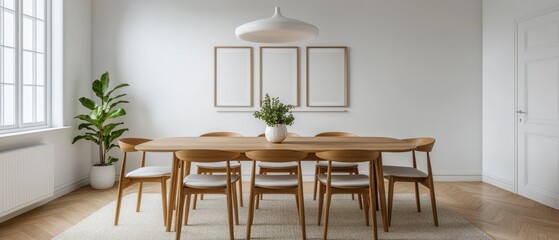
[226, 187, 234, 240]
[232, 183, 240, 225]
[429, 183, 439, 226]
[256, 193, 261, 209]
[246, 189, 256, 240]
[387, 177, 395, 227]
[193, 169, 201, 210]
[113, 183, 125, 226]
[200, 172, 209, 201]
[192, 194, 198, 210]
[259, 169, 264, 201]
[322, 191, 332, 240]
[351, 172, 355, 201]
[358, 194, 363, 210]
[238, 169, 244, 207]
[161, 178, 168, 227]
[317, 183, 325, 225]
[375, 185, 379, 211]
[363, 193, 370, 226]
[415, 182, 421, 212]
[183, 193, 191, 226]
[297, 190, 307, 240]
[372, 165, 379, 211]
[136, 182, 143, 212]
[313, 166, 319, 200]
[175, 191, 186, 240]
[369, 184, 378, 240]
[294, 193, 301, 217]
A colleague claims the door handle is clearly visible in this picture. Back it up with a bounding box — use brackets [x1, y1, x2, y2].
[516, 110, 527, 114]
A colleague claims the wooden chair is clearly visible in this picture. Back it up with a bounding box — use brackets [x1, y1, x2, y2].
[316, 150, 380, 240]
[313, 132, 362, 208]
[175, 150, 241, 240]
[245, 150, 308, 240]
[383, 138, 438, 226]
[114, 138, 171, 226]
[193, 132, 244, 209]
[256, 132, 301, 208]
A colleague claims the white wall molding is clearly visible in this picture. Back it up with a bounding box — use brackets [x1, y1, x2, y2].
[54, 177, 90, 198]
[483, 172, 514, 192]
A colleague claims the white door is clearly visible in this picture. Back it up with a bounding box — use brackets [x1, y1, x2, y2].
[517, 10, 559, 209]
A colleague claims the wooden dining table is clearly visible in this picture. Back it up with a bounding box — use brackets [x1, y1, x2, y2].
[135, 136, 416, 233]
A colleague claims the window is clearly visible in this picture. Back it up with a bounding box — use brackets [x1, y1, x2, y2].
[0, 0, 49, 133]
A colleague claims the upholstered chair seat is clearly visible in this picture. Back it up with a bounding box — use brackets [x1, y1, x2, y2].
[126, 166, 171, 178]
[183, 174, 240, 188]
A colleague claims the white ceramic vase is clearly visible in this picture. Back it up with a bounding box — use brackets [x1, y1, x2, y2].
[90, 165, 116, 189]
[265, 124, 288, 143]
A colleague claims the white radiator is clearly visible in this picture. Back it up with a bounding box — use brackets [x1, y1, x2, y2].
[0, 144, 54, 217]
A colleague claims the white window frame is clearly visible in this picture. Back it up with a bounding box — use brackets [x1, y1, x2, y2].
[0, 0, 51, 134]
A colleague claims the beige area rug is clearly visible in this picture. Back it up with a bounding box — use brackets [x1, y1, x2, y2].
[54, 193, 491, 240]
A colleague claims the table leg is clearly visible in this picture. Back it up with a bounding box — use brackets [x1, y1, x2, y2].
[375, 153, 389, 232]
[173, 160, 191, 227]
[166, 153, 179, 232]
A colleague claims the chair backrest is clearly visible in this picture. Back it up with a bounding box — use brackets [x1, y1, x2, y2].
[200, 132, 242, 137]
[175, 150, 240, 163]
[257, 132, 301, 137]
[315, 132, 357, 137]
[246, 150, 307, 163]
[316, 150, 379, 163]
[118, 138, 152, 152]
[402, 138, 435, 152]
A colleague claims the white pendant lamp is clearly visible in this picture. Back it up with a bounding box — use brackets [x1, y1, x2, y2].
[235, 6, 319, 43]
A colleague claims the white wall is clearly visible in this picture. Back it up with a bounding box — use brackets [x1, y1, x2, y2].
[0, 0, 92, 222]
[482, 0, 559, 192]
[92, 0, 482, 180]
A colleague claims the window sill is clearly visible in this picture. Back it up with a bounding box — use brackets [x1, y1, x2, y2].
[0, 126, 72, 139]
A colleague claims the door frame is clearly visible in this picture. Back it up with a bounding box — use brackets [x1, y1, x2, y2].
[514, 5, 559, 196]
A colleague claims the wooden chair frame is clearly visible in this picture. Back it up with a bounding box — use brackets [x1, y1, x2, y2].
[256, 132, 301, 208]
[175, 150, 241, 240]
[245, 150, 308, 240]
[114, 138, 170, 227]
[313, 132, 362, 208]
[385, 138, 438, 227]
[193, 132, 244, 209]
[316, 150, 380, 240]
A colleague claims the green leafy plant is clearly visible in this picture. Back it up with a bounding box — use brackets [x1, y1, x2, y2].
[253, 94, 295, 126]
[72, 72, 129, 166]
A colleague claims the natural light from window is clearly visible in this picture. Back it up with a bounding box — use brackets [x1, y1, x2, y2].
[0, 0, 48, 133]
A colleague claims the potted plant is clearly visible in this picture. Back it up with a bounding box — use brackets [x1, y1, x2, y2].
[253, 94, 295, 143]
[72, 72, 129, 189]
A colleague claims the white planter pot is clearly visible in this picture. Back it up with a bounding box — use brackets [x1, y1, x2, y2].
[90, 165, 116, 189]
[265, 124, 288, 143]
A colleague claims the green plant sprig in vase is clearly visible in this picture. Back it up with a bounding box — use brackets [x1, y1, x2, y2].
[253, 94, 294, 143]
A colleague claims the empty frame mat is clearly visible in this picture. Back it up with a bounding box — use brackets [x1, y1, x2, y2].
[214, 47, 253, 107]
[306, 47, 348, 107]
[260, 47, 299, 106]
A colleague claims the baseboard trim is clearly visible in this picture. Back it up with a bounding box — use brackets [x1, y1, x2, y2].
[0, 177, 90, 224]
[54, 177, 90, 198]
[482, 173, 514, 193]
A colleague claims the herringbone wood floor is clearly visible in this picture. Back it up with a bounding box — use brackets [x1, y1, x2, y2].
[0, 182, 558, 240]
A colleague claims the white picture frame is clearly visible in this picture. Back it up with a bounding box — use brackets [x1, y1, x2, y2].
[214, 46, 253, 107]
[260, 47, 299, 106]
[306, 46, 348, 107]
